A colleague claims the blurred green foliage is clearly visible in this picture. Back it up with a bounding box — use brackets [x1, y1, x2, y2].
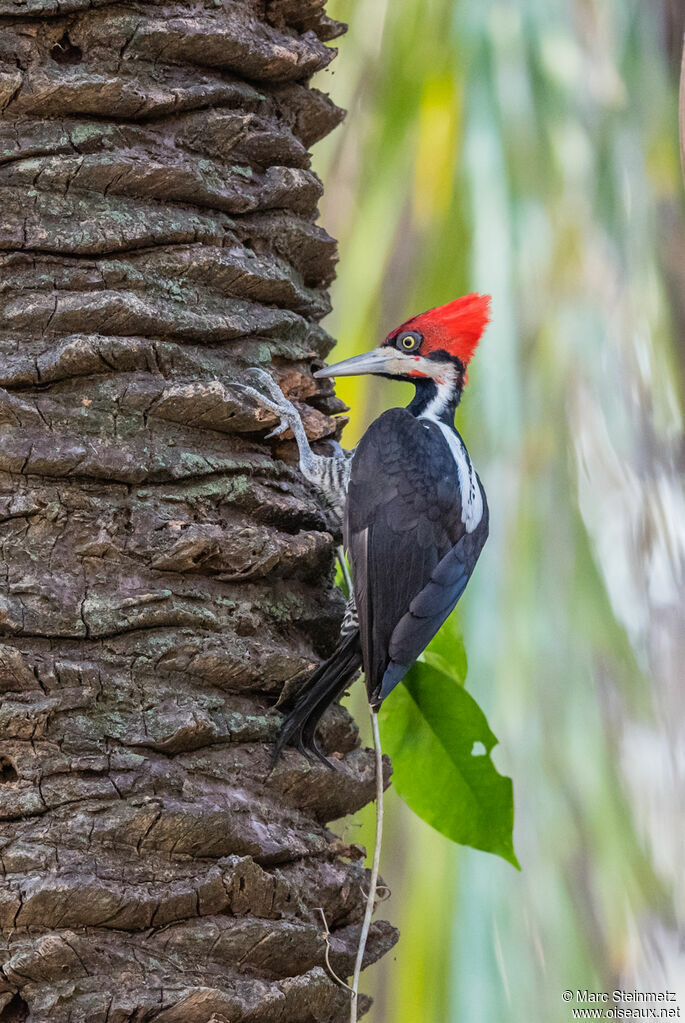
[380, 656, 518, 867]
[315, 0, 684, 1020]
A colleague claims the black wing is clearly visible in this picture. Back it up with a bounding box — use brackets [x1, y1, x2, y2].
[344, 407, 488, 706]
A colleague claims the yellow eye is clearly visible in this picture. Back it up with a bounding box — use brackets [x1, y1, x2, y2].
[401, 334, 417, 350]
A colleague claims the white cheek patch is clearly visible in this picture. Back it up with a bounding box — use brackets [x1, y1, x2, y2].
[412, 356, 445, 380]
[386, 352, 421, 375]
[419, 366, 458, 417]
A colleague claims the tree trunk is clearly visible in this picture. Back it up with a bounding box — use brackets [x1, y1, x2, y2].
[0, 3, 396, 1020]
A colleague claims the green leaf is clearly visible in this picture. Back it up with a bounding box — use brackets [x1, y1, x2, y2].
[421, 610, 468, 683]
[421, 640, 467, 686]
[379, 661, 519, 868]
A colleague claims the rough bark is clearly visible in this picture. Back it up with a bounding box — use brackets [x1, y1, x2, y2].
[0, 3, 397, 1021]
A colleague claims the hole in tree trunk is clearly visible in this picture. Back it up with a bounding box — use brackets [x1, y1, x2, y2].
[0, 994, 29, 1023]
[50, 33, 82, 64]
[0, 756, 17, 783]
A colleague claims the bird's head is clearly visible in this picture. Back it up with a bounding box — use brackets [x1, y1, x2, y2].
[315, 294, 491, 401]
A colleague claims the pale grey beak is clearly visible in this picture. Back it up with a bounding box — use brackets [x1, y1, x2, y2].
[314, 347, 404, 378]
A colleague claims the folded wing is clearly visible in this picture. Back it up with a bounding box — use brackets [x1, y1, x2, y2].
[344, 407, 488, 705]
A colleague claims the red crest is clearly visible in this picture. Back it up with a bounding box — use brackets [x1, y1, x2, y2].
[387, 293, 491, 366]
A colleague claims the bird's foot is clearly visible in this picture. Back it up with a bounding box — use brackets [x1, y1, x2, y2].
[231, 368, 302, 439]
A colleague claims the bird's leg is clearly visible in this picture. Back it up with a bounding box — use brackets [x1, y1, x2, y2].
[233, 369, 353, 524]
[232, 368, 323, 484]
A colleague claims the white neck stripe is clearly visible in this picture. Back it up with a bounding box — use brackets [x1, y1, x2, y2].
[421, 366, 457, 421]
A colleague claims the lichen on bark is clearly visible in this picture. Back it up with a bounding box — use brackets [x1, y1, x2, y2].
[0, 3, 396, 1020]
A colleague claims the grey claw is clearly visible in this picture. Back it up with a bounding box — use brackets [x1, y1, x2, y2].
[245, 369, 286, 403]
[265, 422, 289, 440]
[229, 382, 282, 416]
[228, 374, 301, 444]
[246, 368, 275, 384]
[229, 381, 270, 402]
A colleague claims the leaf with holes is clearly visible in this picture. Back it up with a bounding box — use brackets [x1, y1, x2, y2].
[379, 658, 519, 868]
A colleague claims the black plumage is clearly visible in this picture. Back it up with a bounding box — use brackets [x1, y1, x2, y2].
[273, 631, 362, 764]
[276, 406, 488, 763]
[346, 408, 488, 706]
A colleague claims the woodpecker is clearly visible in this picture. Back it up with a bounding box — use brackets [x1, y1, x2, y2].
[237, 294, 491, 764]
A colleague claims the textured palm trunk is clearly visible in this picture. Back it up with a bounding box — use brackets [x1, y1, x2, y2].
[0, 3, 396, 1020]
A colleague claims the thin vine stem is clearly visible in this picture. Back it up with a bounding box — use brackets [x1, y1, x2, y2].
[337, 545, 353, 598]
[318, 908, 353, 993]
[350, 708, 384, 1023]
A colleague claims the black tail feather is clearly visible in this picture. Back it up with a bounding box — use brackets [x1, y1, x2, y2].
[274, 630, 362, 766]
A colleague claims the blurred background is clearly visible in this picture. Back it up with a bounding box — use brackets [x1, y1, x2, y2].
[311, 1, 685, 1020]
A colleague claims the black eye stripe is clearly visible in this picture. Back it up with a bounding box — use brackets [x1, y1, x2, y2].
[423, 349, 466, 373]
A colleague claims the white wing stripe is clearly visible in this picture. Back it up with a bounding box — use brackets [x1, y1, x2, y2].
[419, 409, 483, 533]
